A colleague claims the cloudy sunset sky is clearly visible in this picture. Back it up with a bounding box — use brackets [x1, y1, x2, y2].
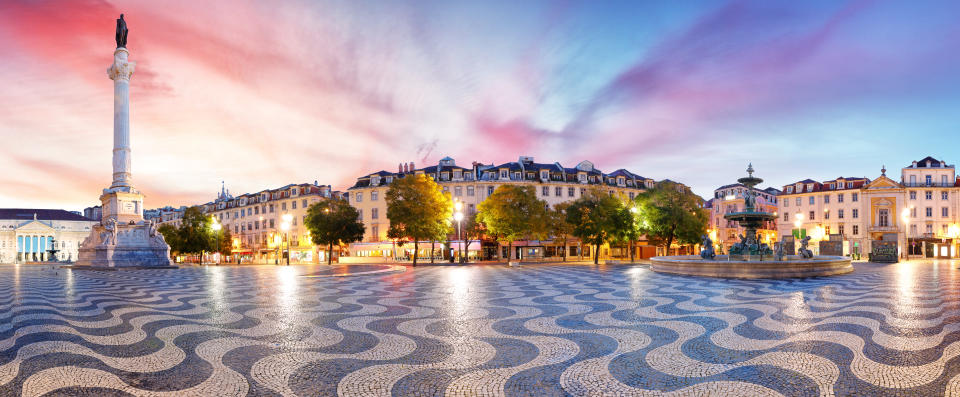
[2, 0, 960, 210]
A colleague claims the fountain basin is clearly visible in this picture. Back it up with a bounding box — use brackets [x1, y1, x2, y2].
[650, 255, 853, 279]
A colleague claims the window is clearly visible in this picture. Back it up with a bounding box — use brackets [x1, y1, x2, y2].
[824, 210, 829, 220]
[629, 192, 635, 200]
[281, 202, 287, 211]
[555, 187, 562, 197]
[578, 173, 586, 183]
[838, 224, 845, 236]
[372, 225, 378, 239]
[943, 207, 949, 217]
[853, 225, 859, 235]
[291, 201, 297, 209]
[943, 192, 949, 200]
[467, 186, 475, 196]
[926, 191, 933, 200]
[911, 224, 917, 236]
[254, 206, 260, 215]
[838, 209, 844, 219]
[468, 204, 475, 213]
[542, 187, 549, 196]
[783, 212, 789, 221]
[926, 175, 932, 186]
[837, 194, 844, 203]
[878, 209, 889, 227]
[292, 216, 297, 226]
[910, 191, 917, 200]
[500, 170, 508, 179]
[783, 199, 788, 207]
[809, 196, 815, 205]
[358, 209, 363, 220]
[796, 198, 801, 206]
[809, 211, 815, 221]
[568, 187, 575, 197]
[926, 207, 933, 217]
[786, 186, 793, 193]
[927, 224, 933, 234]
[852, 193, 858, 202]
[455, 186, 462, 196]
[852, 209, 859, 218]
[372, 208, 379, 219]
[943, 175, 949, 186]
[824, 195, 830, 204]
[255, 221, 259, 230]
[488, 186, 495, 195]
[911, 207, 917, 218]
[371, 191, 379, 201]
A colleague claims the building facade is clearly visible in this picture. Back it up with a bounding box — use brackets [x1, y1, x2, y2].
[706, 183, 780, 253]
[346, 155, 673, 262]
[199, 183, 342, 263]
[0, 209, 98, 263]
[777, 156, 960, 259]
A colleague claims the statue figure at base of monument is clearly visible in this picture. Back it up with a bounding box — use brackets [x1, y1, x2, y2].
[774, 236, 786, 261]
[700, 234, 716, 260]
[798, 236, 813, 259]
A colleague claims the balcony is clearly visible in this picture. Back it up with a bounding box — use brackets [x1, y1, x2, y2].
[869, 225, 898, 233]
[903, 182, 953, 187]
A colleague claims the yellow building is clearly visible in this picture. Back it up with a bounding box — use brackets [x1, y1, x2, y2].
[346, 155, 670, 262]
[777, 156, 960, 259]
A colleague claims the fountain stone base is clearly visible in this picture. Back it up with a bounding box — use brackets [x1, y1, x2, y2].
[650, 255, 853, 279]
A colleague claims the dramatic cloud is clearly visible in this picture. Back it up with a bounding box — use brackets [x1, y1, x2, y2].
[2, 0, 960, 210]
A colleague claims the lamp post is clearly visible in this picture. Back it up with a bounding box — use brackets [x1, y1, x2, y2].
[211, 221, 222, 265]
[629, 206, 638, 263]
[453, 201, 464, 264]
[901, 208, 910, 259]
[282, 213, 292, 266]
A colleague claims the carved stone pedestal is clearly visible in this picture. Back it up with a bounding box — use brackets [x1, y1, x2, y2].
[76, 220, 173, 268]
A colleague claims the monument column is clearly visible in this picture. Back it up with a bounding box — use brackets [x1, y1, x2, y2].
[108, 48, 135, 189]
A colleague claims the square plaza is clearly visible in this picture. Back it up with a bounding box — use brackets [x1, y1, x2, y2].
[2, 261, 960, 396]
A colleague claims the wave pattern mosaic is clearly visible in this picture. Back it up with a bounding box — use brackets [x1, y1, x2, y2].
[2, 262, 960, 396]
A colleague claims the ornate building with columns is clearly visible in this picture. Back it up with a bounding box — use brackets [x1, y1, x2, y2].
[0, 209, 97, 263]
[777, 156, 960, 259]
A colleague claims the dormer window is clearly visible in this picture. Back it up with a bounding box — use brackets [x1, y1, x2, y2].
[385, 176, 393, 184]
[261, 194, 267, 201]
[514, 172, 521, 180]
[453, 170, 462, 179]
[440, 172, 450, 181]
[578, 173, 587, 183]
[541, 170, 548, 180]
[371, 176, 380, 186]
[786, 186, 793, 194]
[500, 170, 508, 179]
[806, 184, 813, 191]
[291, 189, 299, 196]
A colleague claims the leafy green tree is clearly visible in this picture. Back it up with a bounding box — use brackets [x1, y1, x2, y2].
[476, 185, 547, 262]
[157, 224, 181, 254]
[616, 203, 643, 263]
[385, 174, 452, 266]
[177, 207, 216, 260]
[635, 181, 708, 255]
[305, 198, 366, 265]
[455, 211, 486, 262]
[545, 202, 574, 261]
[566, 189, 628, 264]
[218, 229, 233, 257]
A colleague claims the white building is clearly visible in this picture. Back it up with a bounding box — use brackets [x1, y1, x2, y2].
[0, 209, 98, 263]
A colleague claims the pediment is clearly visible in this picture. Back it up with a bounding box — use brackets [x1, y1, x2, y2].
[15, 220, 56, 233]
[864, 175, 901, 189]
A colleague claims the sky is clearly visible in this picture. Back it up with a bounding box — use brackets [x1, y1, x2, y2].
[3, 0, 960, 210]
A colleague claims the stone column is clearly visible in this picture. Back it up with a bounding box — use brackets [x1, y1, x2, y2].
[107, 48, 135, 190]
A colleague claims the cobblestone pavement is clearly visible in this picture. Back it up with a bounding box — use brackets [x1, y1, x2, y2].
[3, 260, 960, 396]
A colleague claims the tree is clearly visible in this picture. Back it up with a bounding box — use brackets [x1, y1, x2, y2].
[304, 198, 366, 265]
[476, 185, 547, 262]
[218, 229, 233, 257]
[545, 202, 574, 261]
[157, 224, 181, 254]
[616, 204, 642, 263]
[566, 189, 629, 264]
[177, 206, 216, 261]
[635, 181, 708, 255]
[385, 174, 452, 266]
[457, 211, 486, 262]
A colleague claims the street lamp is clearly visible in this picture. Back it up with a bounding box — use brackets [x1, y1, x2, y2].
[902, 208, 911, 258]
[282, 213, 293, 266]
[453, 201, 464, 264]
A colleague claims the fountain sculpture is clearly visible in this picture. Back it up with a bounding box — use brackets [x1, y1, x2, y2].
[651, 164, 853, 278]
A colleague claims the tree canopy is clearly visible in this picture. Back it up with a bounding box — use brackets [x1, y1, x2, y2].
[477, 185, 547, 261]
[385, 174, 452, 266]
[634, 181, 708, 254]
[545, 202, 574, 261]
[304, 198, 365, 265]
[566, 189, 629, 264]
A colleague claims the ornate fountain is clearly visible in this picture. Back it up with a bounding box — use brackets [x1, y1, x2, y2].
[723, 163, 776, 259]
[651, 164, 853, 278]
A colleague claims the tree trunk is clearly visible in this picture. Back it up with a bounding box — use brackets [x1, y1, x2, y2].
[413, 240, 418, 266]
[593, 241, 600, 265]
[327, 242, 333, 265]
[665, 236, 674, 256]
[630, 239, 635, 263]
[508, 241, 513, 263]
[562, 239, 567, 262]
[430, 240, 435, 264]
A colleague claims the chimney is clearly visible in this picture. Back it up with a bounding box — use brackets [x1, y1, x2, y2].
[399, 163, 403, 173]
[410, 161, 415, 171]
